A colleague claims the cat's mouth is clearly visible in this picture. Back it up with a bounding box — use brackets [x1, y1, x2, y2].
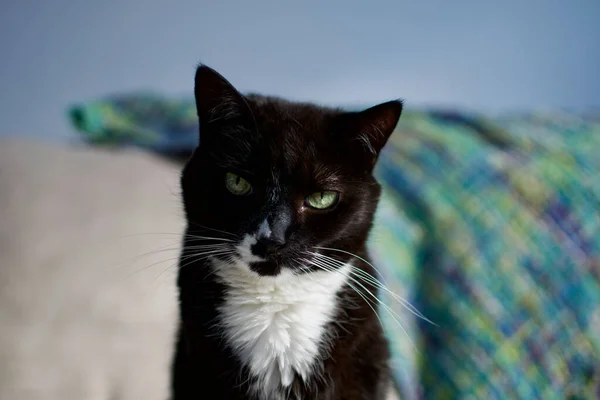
[249, 260, 281, 276]
[234, 233, 289, 276]
[248, 239, 288, 276]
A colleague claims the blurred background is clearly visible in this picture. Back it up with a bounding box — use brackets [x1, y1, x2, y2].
[1, 0, 599, 140]
[1, 1, 600, 400]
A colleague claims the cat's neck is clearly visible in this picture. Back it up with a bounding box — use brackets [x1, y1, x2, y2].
[210, 256, 351, 399]
[175, 247, 388, 400]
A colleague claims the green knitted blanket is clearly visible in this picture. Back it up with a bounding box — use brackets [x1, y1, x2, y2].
[371, 110, 600, 399]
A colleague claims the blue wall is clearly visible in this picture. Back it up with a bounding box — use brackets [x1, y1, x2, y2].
[1, 0, 599, 139]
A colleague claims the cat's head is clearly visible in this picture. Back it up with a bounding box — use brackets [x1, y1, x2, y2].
[181, 65, 402, 276]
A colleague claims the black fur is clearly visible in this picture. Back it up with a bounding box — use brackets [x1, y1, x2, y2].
[172, 65, 402, 399]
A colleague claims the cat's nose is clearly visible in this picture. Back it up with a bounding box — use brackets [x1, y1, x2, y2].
[267, 205, 292, 245]
[252, 205, 292, 258]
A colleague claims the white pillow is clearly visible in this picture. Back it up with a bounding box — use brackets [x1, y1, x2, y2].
[0, 140, 183, 400]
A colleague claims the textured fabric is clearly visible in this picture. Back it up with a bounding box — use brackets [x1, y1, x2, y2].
[69, 93, 199, 154]
[371, 110, 600, 399]
[69, 96, 600, 399]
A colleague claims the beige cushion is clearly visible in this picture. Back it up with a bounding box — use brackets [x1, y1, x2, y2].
[0, 140, 183, 400]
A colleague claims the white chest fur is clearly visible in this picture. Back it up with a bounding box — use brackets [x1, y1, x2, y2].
[211, 257, 350, 399]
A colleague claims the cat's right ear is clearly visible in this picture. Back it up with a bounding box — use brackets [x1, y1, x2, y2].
[194, 65, 251, 137]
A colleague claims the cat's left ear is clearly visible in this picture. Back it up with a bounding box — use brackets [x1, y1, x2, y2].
[350, 100, 403, 158]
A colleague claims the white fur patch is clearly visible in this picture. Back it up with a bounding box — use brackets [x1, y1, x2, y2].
[211, 235, 349, 399]
[235, 233, 264, 264]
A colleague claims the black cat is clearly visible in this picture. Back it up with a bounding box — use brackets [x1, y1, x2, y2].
[172, 65, 402, 400]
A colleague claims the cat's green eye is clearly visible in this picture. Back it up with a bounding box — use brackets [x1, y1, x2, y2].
[305, 191, 340, 210]
[225, 172, 252, 196]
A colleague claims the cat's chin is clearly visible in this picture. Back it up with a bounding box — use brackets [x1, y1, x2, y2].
[249, 260, 282, 276]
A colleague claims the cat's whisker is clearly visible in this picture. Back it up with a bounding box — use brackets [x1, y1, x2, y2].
[126, 255, 181, 278]
[150, 249, 237, 289]
[312, 252, 435, 325]
[300, 257, 394, 346]
[130, 254, 196, 280]
[180, 248, 235, 265]
[112, 231, 235, 257]
[310, 253, 412, 330]
[351, 269, 433, 324]
[308, 253, 424, 343]
[183, 244, 231, 252]
[183, 234, 236, 243]
[312, 249, 434, 325]
[301, 257, 379, 306]
[201, 253, 239, 280]
[187, 221, 240, 239]
[113, 240, 231, 275]
[305, 254, 409, 321]
[127, 244, 229, 274]
[287, 250, 310, 275]
[110, 244, 182, 271]
[302, 254, 417, 351]
[314, 246, 389, 284]
[129, 247, 233, 280]
[149, 251, 236, 294]
[115, 232, 186, 239]
[350, 268, 433, 324]
[116, 231, 232, 240]
[151, 249, 235, 289]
